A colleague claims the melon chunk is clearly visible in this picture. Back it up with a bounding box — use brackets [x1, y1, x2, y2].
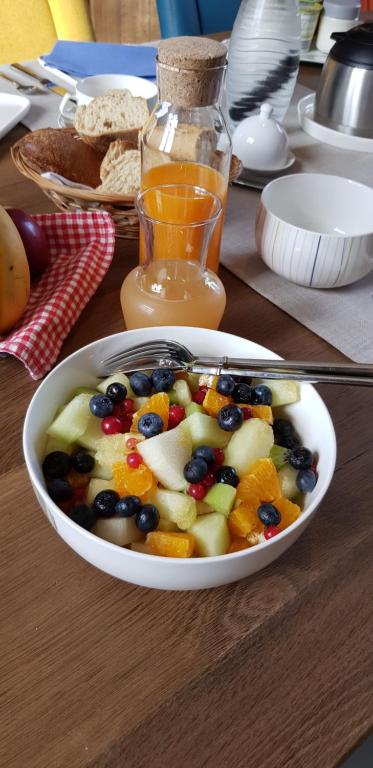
[137, 423, 192, 491]
[224, 418, 274, 477]
[93, 516, 142, 546]
[252, 378, 300, 407]
[152, 488, 197, 529]
[97, 372, 134, 397]
[188, 512, 230, 557]
[183, 412, 231, 449]
[47, 393, 92, 444]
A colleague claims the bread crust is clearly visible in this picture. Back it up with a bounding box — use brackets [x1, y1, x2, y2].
[15, 127, 104, 187]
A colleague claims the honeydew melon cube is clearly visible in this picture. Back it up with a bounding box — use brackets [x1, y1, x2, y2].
[157, 518, 179, 532]
[185, 403, 204, 417]
[183, 412, 231, 449]
[137, 423, 192, 491]
[95, 433, 144, 466]
[44, 434, 74, 456]
[278, 464, 299, 500]
[92, 457, 113, 481]
[188, 512, 230, 557]
[87, 478, 116, 505]
[133, 396, 150, 411]
[77, 415, 104, 451]
[93, 516, 142, 546]
[152, 488, 197, 529]
[173, 379, 192, 406]
[71, 386, 98, 398]
[253, 378, 300, 407]
[186, 373, 200, 392]
[47, 393, 92, 444]
[204, 483, 236, 518]
[97, 372, 134, 398]
[224, 418, 274, 477]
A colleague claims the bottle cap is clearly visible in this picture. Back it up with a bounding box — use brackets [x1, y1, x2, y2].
[157, 36, 228, 106]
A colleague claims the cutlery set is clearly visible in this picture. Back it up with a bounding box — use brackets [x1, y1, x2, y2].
[0, 63, 66, 95]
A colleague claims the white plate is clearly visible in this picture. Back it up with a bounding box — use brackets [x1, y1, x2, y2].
[298, 93, 373, 153]
[0, 93, 30, 139]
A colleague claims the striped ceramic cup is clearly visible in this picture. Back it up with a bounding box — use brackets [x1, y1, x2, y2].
[256, 173, 373, 289]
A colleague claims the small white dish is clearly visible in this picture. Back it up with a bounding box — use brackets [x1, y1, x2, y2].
[298, 93, 373, 153]
[0, 93, 30, 139]
[232, 103, 289, 171]
[59, 74, 158, 126]
[256, 173, 373, 289]
[248, 152, 296, 175]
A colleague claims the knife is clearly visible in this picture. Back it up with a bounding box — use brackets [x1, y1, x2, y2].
[10, 63, 67, 95]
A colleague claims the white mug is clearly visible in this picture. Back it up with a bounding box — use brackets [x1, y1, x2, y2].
[59, 73, 158, 124]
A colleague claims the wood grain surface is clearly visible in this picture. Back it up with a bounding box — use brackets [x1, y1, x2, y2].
[89, 0, 160, 43]
[1, 88, 373, 767]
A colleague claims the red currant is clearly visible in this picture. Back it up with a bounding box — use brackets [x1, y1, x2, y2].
[264, 525, 280, 540]
[192, 385, 208, 405]
[126, 452, 143, 468]
[122, 398, 134, 414]
[241, 407, 252, 420]
[101, 416, 122, 435]
[126, 437, 139, 451]
[187, 483, 207, 500]
[119, 416, 133, 433]
[213, 448, 225, 465]
[202, 471, 215, 488]
[72, 486, 86, 503]
[168, 405, 185, 429]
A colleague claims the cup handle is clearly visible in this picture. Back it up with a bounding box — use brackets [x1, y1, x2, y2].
[59, 92, 78, 122]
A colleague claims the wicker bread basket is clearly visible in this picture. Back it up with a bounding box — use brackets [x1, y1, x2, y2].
[11, 142, 242, 240]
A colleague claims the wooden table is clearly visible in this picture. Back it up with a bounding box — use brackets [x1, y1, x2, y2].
[1, 68, 373, 768]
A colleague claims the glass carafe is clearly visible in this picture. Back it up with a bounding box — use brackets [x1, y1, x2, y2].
[141, 36, 232, 273]
[121, 184, 226, 330]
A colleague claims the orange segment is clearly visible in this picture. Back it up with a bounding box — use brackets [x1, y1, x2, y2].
[227, 537, 250, 553]
[146, 530, 195, 558]
[237, 458, 281, 504]
[228, 501, 263, 538]
[275, 497, 301, 531]
[131, 392, 169, 433]
[251, 405, 273, 424]
[112, 461, 154, 498]
[202, 387, 231, 417]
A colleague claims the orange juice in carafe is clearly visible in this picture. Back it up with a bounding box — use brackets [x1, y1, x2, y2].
[140, 36, 231, 273]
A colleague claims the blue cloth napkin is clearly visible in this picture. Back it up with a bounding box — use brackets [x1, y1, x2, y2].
[42, 41, 157, 80]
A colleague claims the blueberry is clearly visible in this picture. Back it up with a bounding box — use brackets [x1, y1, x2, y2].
[151, 368, 175, 393]
[257, 502, 281, 526]
[232, 382, 251, 404]
[138, 412, 163, 438]
[233, 375, 252, 384]
[129, 372, 152, 397]
[276, 433, 300, 450]
[217, 404, 243, 432]
[250, 385, 272, 406]
[93, 489, 119, 517]
[42, 451, 71, 479]
[89, 394, 114, 418]
[288, 447, 313, 471]
[216, 374, 235, 396]
[70, 504, 96, 530]
[136, 504, 160, 533]
[106, 381, 127, 403]
[216, 465, 239, 487]
[71, 451, 95, 474]
[296, 469, 317, 493]
[184, 458, 208, 483]
[47, 478, 73, 503]
[273, 418, 294, 438]
[193, 445, 215, 465]
[115, 495, 142, 518]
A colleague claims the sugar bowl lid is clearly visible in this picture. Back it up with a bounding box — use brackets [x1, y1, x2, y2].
[330, 22, 373, 70]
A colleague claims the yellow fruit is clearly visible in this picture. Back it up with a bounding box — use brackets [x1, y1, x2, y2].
[146, 530, 195, 558]
[275, 497, 301, 531]
[237, 458, 281, 504]
[131, 392, 169, 432]
[0, 206, 30, 333]
[228, 501, 263, 538]
[250, 405, 273, 424]
[202, 387, 231, 417]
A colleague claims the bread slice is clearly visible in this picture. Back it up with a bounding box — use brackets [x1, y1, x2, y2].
[96, 149, 141, 197]
[74, 89, 149, 153]
[100, 139, 137, 181]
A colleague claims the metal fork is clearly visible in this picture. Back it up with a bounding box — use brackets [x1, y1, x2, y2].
[0, 72, 41, 95]
[99, 339, 373, 386]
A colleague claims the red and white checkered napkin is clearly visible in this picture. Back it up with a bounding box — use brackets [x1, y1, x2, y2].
[0, 211, 116, 380]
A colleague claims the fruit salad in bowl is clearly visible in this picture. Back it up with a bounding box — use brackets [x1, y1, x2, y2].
[23, 327, 336, 590]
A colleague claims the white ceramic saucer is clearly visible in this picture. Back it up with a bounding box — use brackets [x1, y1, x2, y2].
[246, 152, 296, 175]
[298, 93, 373, 153]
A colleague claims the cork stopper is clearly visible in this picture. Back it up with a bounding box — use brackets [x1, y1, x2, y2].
[157, 36, 227, 107]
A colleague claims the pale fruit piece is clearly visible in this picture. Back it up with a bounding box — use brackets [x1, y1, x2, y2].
[44, 434, 73, 456]
[77, 415, 104, 451]
[133, 396, 149, 411]
[152, 488, 197, 529]
[188, 512, 230, 557]
[278, 464, 299, 500]
[137, 423, 192, 491]
[196, 500, 213, 515]
[204, 483, 236, 517]
[253, 378, 300, 407]
[93, 516, 142, 546]
[47, 393, 92, 443]
[199, 373, 218, 388]
[186, 372, 200, 392]
[157, 518, 179, 532]
[96, 433, 131, 465]
[97, 372, 134, 397]
[87, 477, 116, 505]
[185, 403, 204, 417]
[224, 418, 274, 478]
[183, 412, 231, 449]
[173, 379, 192, 406]
[92, 457, 113, 481]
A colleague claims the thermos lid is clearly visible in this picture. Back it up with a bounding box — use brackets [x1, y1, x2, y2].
[330, 22, 373, 69]
[324, 0, 360, 20]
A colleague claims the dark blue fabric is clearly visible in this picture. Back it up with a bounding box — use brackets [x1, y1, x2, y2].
[156, 0, 241, 37]
[42, 41, 157, 80]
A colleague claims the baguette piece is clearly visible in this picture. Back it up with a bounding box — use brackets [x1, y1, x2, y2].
[74, 89, 149, 153]
[96, 149, 141, 196]
[14, 127, 104, 187]
[100, 139, 137, 181]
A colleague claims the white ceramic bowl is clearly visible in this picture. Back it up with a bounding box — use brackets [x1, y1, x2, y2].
[256, 173, 373, 288]
[23, 327, 336, 590]
[59, 74, 158, 125]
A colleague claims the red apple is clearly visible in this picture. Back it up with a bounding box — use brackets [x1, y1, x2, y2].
[6, 208, 50, 278]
